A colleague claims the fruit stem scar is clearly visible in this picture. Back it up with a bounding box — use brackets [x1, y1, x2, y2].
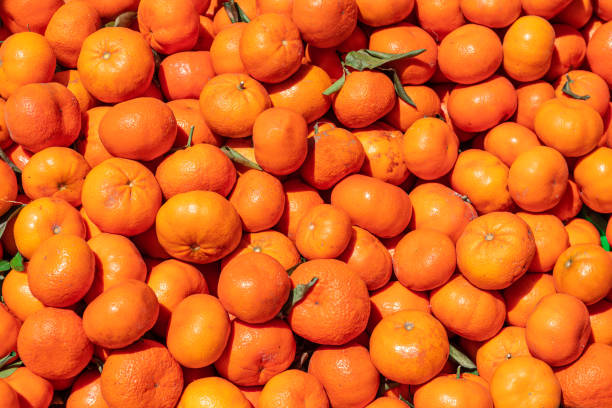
[52, 224, 61, 234]
[102, 51, 111, 60]
[404, 322, 414, 331]
[484, 233, 494, 241]
[190, 244, 200, 252]
[237, 81, 246, 90]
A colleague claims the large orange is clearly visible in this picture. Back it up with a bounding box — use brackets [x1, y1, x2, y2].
[222, 230, 300, 270]
[574, 147, 612, 213]
[490, 356, 561, 408]
[367, 281, 430, 332]
[460, 0, 521, 28]
[100, 339, 183, 408]
[384, 86, 441, 132]
[553, 243, 612, 305]
[158, 51, 215, 101]
[431, 274, 506, 341]
[516, 212, 570, 273]
[209, 23, 247, 75]
[503, 272, 557, 327]
[355, 0, 414, 27]
[525, 293, 590, 366]
[77, 27, 154, 103]
[276, 178, 324, 241]
[167, 294, 230, 368]
[0, 0, 62, 34]
[456, 212, 535, 290]
[66, 369, 108, 408]
[258, 369, 329, 408]
[370, 310, 449, 385]
[555, 70, 611, 119]
[546, 25, 587, 81]
[2, 268, 45, 322]
[331, 174, 412, 238]
[483, 122, 541, 167]
[81, 158, 162, 237]
[156, 190, 242, 263]
[308, 343, 379, 408]
[476, 326, 531, 382]
[75, 107, 113, 168]
[137, 0, 199, 54]
[414, 0, 464, 41]
[215, 319, 296, 386]
[413, 374, 493, 408]
[288, 259, 370, 345]
[514, 81, 555, 130]
[17, 307, 93, 380]
[295, 203, 352, 260]
[291, 0, 357, 48]
[586, 20, 612, 87]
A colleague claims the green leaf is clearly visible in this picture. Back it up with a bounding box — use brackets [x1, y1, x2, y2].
[449, 343, 477, 370]
[343, 48, 426, 71]
[0, 352, 16, 370]
[105, 11, 137, 28]
[383, 68, 417, 108]
[9, 253, 24, 272]
[220, 146, 263, 171]
[399, 395, 414, 407]
[562, 74, 590, 100]
[223, 1, 250, 23]
[579, 207, 610, 251]
[286, 256, 307, 276]
[0, 260, 10, 272]
[278, 277, 318, 318]
[0, 366, 19, 378]
[322, 71, 346, 95]
[186, 125, 195, 148]
[0, 146, 21, 174]
[235, 2, 251, 22]
[0, 204, 24, 240]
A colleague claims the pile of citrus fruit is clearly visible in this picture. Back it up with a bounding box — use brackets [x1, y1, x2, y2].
[1, 0, 612, 407]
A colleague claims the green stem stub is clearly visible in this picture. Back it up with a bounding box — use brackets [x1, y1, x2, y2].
[562, 74, 591, 100]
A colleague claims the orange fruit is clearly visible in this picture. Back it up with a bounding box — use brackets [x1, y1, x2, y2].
[156, 190, 242, 264]
[218, 252, 291, 323]
[547, 26, 587, 81]
[44, 1, 101, 68]
[367, 281, 430, 332]
[566, 219, 600, 246]
[548, 180, 583, 222]
[146, 259, 209, 336]
[230, 169, 285, 233]
[137, 0, 199, 54]
[215, 319, 296, 386]
[393, 228, 456, 291]
[431, 274, 506, 341]
[158, 51, 215, 101]
[155, 143, 236, 199]
[2, 268, 45, 322]
[4, 367, 53, 408]
[402, 117, 459, 180]
[167, 294, 231, 368]
[258, 369, 328, 408]
[525, 293, 590, 366]
[503, 273, 557, 327]
[53, 69, 98, 113]
[81, 158, 162, 237]
[0, 0, 62, 34]
[476, 326, 531, 382]
[300, 125, 365, 190]
[517, 212, 570, 272]
[252, 107, 308, 176]
[369, 23, 438, 85]
[414, 0, 464, 41]
[413, 374, 494, 408]
[331, 174, 412, 238]
[338, 226, 393, 291]
[266, 64, 332, 124]
[587, 20, 612, 87]
[460, 0, 521, 28]
[456, 212, 536, 290]
[503, 16, 556, 82]
[17, 307, 93, 380]
[288, 259, 370, 345]
[370, 310, 449, 385]
[0, 32, 55, 99]
[304, 44, 343, 80]
[508, 146, 569, 211]
[522, 0, 573, 19]
[66, 370, 108, 408]
[77, 27, 155, 103]
[0, 378, 19, 408]
[447, 75, 517, 132]
[490, 356, 561, 408]
[308, 342, 379, 408]
[27, 234, 94, 308]
[75, 107, 113, 168]
[79, 0, 139, 19]
[178, 377, 251, 408]
[556, 0, 593, 29]
[82, 279, 159, 349]
[555, 343, 612, 408]
[409, 182, 478, 242]
[450, 149, 514, 214]
[588, 299, 612, 345]
[99, 97, 177, 161]
[295, 203, 353, 260]
[355, 0, 414, 27]
[167, 99, 224, 147]
[5, 82, 81, 153]
[483, 122, 541, 167]
[333, 70, 397, 129]
[534, 98, 603, 157]
[555, 69, 610, 117]
[292, 0, 358, 48]
[101, 339, 183, 408]
[514, 81, 556, 130]
[553, 243, 612, 305]
[209, 23, 248, 75]
[222, 230, 300, 270]
[239, 13, 302, 84]
[0, 160, 18, 218]
[384, 86, 441, 132]
[438, 24, 503, 85]
[574, 147, 612, 213]
[22, 147, 90, 207]
[200, 73, 271, 138]
[13, 197, 86, 260]
[0, 303, 20, 358]
[276, 178, 324, 241]
[85, 232, 147, 303]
